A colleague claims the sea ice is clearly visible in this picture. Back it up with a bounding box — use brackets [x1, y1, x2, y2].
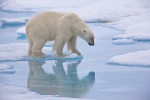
[107, 49, 150, 67]
[0, 17, 29, 25]
[0, 43, 82, 62]
[16, 26, 26, 35]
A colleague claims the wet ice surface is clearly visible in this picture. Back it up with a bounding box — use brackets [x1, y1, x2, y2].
[0, 43, 83, 62]
[1, 12, 150, 100]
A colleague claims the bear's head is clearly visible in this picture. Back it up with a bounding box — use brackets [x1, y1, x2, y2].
[80, 28, 95, 46]
[71, 13, 95, 46]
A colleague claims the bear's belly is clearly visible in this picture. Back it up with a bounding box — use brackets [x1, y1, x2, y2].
[46, 31, 56, 41]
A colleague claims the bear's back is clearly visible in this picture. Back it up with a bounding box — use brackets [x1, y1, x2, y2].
[27, 12, 65, 27]
[26, 12, 66, 41]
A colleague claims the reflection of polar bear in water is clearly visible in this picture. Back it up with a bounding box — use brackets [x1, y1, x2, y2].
[26, 12, 95, 57]
[28, 60, 95, 97]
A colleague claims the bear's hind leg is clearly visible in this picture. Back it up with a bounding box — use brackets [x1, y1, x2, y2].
[32, 40, 46, 57]
[28, 38, 33, 56]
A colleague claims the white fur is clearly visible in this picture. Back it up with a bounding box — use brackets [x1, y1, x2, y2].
[26, 11, 94, 57]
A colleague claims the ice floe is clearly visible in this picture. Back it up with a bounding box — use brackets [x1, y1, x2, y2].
[16, 26, 26, 35]
[107, 49, 150, 67]
[108, 11, 150, 44]
[0, 17, 29, 25]
[0, 43, 83, 62]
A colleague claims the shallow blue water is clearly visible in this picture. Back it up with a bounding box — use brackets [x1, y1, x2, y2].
[1, 11, 150, 100]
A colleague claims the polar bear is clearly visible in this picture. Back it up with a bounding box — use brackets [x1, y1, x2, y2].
[26, 12, 95, 57]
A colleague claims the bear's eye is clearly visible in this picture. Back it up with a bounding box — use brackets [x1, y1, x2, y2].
[90, 37, 94, 40]
[84, 30, 86, 32]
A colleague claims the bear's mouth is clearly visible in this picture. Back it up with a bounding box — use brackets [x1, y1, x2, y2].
[88, 43, 94, 46]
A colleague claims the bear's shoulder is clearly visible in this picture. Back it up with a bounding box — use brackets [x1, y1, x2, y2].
[65, 13, 78, 18]
[62, 13, 81, 22]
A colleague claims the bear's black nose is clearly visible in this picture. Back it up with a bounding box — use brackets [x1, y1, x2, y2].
[88, 43, 94, 46]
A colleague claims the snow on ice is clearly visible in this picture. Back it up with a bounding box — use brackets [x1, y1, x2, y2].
[0, 0, 98, 13]
[110, 12, 150, 44]
[107, 49, 150, 67]
[16, 26, 26, 35]
[0, 17, 29, 25]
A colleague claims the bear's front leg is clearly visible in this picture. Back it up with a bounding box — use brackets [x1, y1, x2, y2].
[72, 49, 81, 55]
[67, 36, 81, 55]
[53, 36, 66, 57]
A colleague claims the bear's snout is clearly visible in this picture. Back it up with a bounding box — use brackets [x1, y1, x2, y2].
[88, 42, 94, 46]
[88, 37, 94, 46]
[88, 39, 94, 46]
